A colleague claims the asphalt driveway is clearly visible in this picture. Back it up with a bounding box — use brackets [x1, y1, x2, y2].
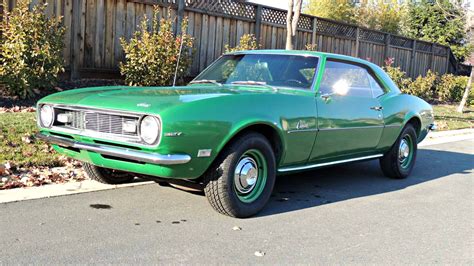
[0, 140, 472, 264]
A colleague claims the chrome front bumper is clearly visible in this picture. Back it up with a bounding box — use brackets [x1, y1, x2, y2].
[429, 123, 437, 131]
[36, 133, 191, 165]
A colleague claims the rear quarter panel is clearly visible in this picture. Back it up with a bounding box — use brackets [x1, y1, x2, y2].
[377, 93, 434, 151]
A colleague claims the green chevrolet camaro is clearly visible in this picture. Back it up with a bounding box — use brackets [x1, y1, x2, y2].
[37, 50, 435, 217]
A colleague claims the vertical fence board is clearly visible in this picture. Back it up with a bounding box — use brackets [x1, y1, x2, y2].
[94, 0, 105, 67]
[199, 14, 208, 71]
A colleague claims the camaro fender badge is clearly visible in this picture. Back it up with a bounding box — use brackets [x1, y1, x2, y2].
[137, 103, 151, 108]
[164, 132, 183, 137]
[197, 149, 212, 157]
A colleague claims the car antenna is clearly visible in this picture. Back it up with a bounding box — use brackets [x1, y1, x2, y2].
[172, 32, 185, 87]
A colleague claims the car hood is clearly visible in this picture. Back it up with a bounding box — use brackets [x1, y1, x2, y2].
[38, 85, 301, 114]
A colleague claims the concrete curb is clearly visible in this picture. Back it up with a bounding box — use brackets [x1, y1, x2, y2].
[1, 128, 473, 204]
[426, 128, 474, 139]
[419, 128, 474, 147]
[0, 180, 154, 204]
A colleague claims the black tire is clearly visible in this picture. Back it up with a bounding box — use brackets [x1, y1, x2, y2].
[380, 124, 418, 179]
[83, 163, 135, 184]
[203, 132, 276, 218]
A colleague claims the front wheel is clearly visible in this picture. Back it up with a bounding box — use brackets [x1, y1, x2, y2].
[379, 124, 417, 179]
[83, 163, 135, 184]
[203, 132, 276, 218]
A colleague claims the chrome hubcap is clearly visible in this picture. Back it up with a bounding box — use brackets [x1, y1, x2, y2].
[399, 139, 410, 163]
[234, 157, 259, 194]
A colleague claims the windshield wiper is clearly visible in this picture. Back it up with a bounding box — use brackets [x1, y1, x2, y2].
[230, 81, 277, 91]
[189, 79, 223, 86]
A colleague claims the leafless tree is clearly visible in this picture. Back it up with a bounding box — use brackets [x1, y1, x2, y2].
[286, 0, 303, 50]
[456, 68, 472, 113]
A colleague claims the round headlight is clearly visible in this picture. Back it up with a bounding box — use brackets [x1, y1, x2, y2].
[40, 105, 54, 128]
[139, 116, 161, 145]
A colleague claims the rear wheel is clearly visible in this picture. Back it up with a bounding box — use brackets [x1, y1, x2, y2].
[203, 132, 276, 218]
[380, 124, 417, 179]
[83, 163, 135, 184]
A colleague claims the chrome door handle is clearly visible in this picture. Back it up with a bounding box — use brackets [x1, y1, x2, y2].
[370, 106, 383, 111]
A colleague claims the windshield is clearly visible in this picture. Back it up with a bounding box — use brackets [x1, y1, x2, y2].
[192, 54, 319, 90]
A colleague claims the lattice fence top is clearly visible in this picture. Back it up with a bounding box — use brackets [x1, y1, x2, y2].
[261, 6, 286, 25]
[359, 28, 386, 44]
[416, 40, 432, 52]
[433, 45, 448, 56]
[186, 0, 256, 20]
[159, 0, 177, 5]
[390, 35, 414, 49]
[298, 15, 313, 31]
[316, 18, 357, 39]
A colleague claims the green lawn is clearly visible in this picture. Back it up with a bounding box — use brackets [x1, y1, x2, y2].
[0, 112, 62, 169]
[0, 104, 472, 169]
[433, 105, 474, 131]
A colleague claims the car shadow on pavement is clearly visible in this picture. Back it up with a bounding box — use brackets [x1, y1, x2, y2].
[257, 148, 473, 217]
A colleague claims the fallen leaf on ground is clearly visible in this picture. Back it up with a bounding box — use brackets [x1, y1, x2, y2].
[254, 251, 265, 257]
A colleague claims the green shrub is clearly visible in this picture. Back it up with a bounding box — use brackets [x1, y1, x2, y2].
[382, 58, 470, 103]
[0, 1, 65, 99]
[383, 59, 412, 93]
[406, 70, 438, 100]
[120, 8, 193, 86]
[436, 74, 468, 103]
[305, 44, 318, 51]
[224, 34, 259, 53]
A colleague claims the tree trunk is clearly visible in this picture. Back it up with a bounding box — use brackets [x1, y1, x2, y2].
[286, 0, 294, 50]
[290, 0, 302, 49]
[456, 68, 473, 113]
[286, 0, 302, 50]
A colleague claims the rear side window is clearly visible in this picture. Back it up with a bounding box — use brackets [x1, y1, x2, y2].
[319, 61, 372, 98]
[368, 74, 386, 97]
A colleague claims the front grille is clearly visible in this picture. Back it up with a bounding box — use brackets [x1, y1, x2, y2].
[53, 108, 140, 138]
[84, 112, 137, 136]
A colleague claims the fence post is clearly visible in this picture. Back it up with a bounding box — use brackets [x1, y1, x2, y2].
[430, 43, 435, 72]
[311, 17, 317, 47]
[70, 0, 82, 80]
[445, 48, 450, 74]
[355, 27, 360, 57]
[175, 0, 185, 35]
[255, 5, 262, 45]
[410, 40, 417, 78]
[384, 33, 390, 61]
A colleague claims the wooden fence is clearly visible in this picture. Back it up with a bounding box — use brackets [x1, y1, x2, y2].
[1, 0, 462, 80]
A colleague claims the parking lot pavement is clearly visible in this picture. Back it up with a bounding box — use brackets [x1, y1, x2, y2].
[0, 139, 472, 264]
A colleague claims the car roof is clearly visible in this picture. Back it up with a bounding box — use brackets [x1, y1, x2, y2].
[229, 49, 380, 69]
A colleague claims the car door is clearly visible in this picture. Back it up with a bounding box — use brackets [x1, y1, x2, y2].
[309, 59, 385, 162]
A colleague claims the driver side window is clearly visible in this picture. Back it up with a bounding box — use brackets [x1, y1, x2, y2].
[319, 60, 372, 98]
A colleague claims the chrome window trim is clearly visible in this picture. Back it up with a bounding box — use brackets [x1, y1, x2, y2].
[323, 57, 390, 98]
[38, 103, 163, 149]
[278, 154, 384, 172]
[192, 52, 322, 92]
